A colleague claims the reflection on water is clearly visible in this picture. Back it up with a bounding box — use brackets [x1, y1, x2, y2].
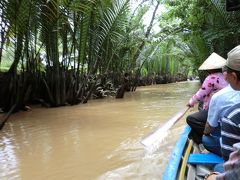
[0, 81, 199, 180]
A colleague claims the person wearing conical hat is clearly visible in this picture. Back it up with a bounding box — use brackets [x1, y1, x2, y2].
[186, 52, 228, 144]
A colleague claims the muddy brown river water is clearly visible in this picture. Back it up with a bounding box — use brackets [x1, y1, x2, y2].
[0, 81, 199, 180]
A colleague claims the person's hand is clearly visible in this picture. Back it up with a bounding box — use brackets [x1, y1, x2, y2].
[204, 122, 211, 135]
[204, 172, 219, 180]
[187, 103, 194, 108]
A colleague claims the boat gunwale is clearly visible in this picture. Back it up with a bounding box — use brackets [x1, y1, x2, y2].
[163, 125, 191, 180]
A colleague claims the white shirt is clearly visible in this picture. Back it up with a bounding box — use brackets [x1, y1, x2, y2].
[208, 85, 240, 127]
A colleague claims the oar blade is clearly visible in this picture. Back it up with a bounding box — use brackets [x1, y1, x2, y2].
[141, 107, 189, 147]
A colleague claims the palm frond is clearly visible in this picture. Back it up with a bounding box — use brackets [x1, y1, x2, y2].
[94, 0, 130, 56]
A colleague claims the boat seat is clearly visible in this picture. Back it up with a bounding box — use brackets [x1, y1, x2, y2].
[188, 153, 224, 165]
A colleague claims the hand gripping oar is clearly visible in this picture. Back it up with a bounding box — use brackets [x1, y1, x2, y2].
[141, 107, 190, 147]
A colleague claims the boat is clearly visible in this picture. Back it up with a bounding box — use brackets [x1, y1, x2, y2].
[163, 125, 224, 180]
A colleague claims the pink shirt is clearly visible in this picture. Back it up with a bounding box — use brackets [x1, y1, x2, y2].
[189, 72, 228, 110]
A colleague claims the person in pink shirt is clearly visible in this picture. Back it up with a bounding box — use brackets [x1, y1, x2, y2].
[186, 52, 228, 144]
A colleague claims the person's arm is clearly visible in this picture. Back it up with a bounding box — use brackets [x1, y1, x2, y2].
[204, 121, 212, 135]
[188, 75, 214, 107]
[205, 172, 220, 180]
[216, 170, 240, 180]
[215, 150, 240, 180]
[206, 92, 220, 129]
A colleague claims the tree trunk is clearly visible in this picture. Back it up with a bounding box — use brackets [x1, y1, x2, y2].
[131, 1, 160, 90]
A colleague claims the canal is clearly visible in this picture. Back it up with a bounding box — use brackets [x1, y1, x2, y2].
[0, 81, 199, 180]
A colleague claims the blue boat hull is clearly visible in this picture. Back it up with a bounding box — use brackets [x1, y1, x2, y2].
[163, 125, 224, 180]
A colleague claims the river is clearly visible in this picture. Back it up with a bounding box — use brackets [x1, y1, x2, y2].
[0, 81, 199, 180]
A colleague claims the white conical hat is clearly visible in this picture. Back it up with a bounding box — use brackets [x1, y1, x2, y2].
[198, 52, 226, 70]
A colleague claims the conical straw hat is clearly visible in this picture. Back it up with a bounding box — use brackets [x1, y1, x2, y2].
[198, 52, 226, 70]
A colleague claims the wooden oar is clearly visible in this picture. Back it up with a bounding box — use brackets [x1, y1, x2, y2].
[141, 107, 190, 147]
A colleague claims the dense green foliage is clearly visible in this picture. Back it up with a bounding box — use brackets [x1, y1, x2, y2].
[162, 0, 240, 74]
